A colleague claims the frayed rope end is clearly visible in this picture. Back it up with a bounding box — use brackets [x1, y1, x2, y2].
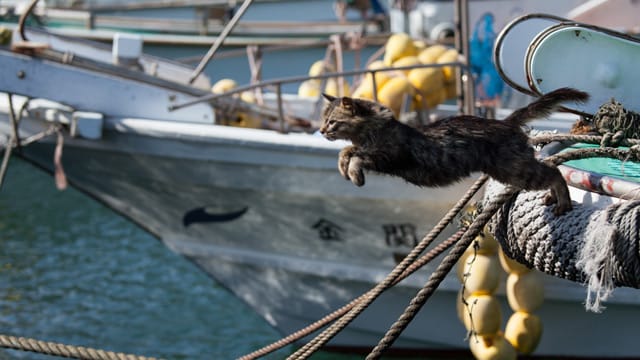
[576, 211, 617, 313]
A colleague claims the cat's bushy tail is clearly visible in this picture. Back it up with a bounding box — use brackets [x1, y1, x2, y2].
[504, 87, 589, 126]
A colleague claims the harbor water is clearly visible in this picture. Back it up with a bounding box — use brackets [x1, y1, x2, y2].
[0, 159, 367, 360]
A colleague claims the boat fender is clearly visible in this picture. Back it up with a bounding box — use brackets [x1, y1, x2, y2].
[506, 272, 544, 313]
[469, 332, 517, 360]
[504, 311, 542, 355]
[461, 294, 502, 336]
[460, 253, 501, 295]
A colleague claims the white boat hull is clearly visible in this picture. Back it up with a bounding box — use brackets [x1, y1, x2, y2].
[4, 111, 640, 358]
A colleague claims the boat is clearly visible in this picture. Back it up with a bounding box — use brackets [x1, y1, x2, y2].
[2, 1, 640, 359]
[0, 0, 389, 45]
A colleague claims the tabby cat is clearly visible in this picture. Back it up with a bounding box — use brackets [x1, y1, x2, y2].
[319, 88, 589, 215]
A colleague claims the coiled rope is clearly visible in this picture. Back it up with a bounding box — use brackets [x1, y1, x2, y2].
[0, 334, 160, 360]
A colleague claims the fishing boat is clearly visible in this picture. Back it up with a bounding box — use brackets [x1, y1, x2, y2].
[2, 1, 640, 359]
[0, 0, 388, 45]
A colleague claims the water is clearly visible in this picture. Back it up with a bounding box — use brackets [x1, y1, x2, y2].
[0, 159, 361, 360]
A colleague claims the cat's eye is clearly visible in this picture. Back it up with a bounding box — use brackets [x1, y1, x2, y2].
[328, 120, 336, 126]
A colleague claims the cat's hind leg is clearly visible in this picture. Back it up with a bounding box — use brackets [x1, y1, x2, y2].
[492, 158, 572, 216]
[521, 161, 572, 216]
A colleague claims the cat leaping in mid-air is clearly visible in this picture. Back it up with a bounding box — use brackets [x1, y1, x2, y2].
[319, 88, 589, 216]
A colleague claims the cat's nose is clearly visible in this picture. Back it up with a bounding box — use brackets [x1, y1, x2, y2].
[319, 127, 326, 134]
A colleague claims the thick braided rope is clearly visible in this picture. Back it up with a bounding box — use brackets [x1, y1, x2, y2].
[365, 187, 517, 360]
[237, 228, 465, 360]
[488, 184, 640, 288]
[0, 334, 159, 360]
[286, 174, 489, 360]
[488, 145, 640, 291]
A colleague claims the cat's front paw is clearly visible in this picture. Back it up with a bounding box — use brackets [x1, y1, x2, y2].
[338, 146, 356, 180]
[338, 153, 351, 180]
[347, 156, 365, 186]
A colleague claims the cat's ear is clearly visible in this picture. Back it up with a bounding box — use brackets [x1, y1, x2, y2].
[322, 93, 336, 102]
[341, 97, 356, 115]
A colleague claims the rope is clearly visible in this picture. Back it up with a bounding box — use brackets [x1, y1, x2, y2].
[529, 133, 640, 147]
[592, 98, 640, 140]
[238, 227, 466, 360]
[545, 146, 640, 166]
[0, 334, 160, 360]
[488, 146, 640, 312]
[17, 0, 39, 41]
[365, 188, 517, 359]
[286, 174, 489, 360]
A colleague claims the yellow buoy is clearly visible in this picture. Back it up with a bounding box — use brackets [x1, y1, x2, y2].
[308, 60, 334, 77]
[504, 311, 542, 354]
[461, 253, 501, 295]
[469, 333, 517, 360]
[411, 88, 448, 110]
[383, 32, 417, 66]
[367, 59, 386, 71]
[444, 81, 458, 99]
[506, 272, 544, 312]
[456, 247, 477, 281]
[324, 78, 350, 97]
[472, 231, 500, 256]
[436, 48, 460, 84]
[391, 55, 421, 75]
[407, 66, 445, 96]
[211, 78, 238, 94]
[240, 91, 256, 103]
[298, 79, 321, 98]
[0, 26, 11, 46]
[417, 44, 449, 64]
[413, 39, 428, 53]
[498, 249, 531, 275]
[363, 60, 393, 93]
[233, 113, 261, 128]
[351, 83, 374, 100]
[377, 76, 412, 117]
[462, 294, 502, 335]
[456, 288, 471, 323]
[425, 88, 448, 108]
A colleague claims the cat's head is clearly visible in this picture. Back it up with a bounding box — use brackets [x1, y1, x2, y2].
[319, 94, 393, 142]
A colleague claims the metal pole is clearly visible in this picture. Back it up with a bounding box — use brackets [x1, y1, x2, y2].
[188, 0, 254, 84]
[460, 0, 474, 114]
[454, 0, 474, 115]
[276, 84, 285, 133]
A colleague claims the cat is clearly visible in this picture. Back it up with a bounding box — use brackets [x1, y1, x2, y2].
[319, 88, 589, 215]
